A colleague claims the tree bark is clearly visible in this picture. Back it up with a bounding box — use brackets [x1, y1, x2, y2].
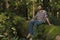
[32, 1, 35, 18]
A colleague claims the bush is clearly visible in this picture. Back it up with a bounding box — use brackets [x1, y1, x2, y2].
[32, 24, 60, 40]
[50, 16, 60, 25]
[0, 12, 27, 40]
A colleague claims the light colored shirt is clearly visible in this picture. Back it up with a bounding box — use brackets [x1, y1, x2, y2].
[31, 10, 47, 23]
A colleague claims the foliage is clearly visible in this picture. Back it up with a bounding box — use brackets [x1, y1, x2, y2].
[49, 16, 60, 25]
[0, 0, 60, 40]
[33, 24, 60, 40]
[0, 12, 27, 40]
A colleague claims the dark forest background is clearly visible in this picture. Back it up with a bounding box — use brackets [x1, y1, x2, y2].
[0, 0, 60, 40]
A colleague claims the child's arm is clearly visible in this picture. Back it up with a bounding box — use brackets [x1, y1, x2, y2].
[46, 18, 51, 25]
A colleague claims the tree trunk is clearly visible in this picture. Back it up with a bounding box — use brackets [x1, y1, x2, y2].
[32, 1, 35, 18]
[4, 0, 9, 11]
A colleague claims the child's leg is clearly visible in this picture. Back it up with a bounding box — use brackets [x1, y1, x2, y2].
[27, 21, 35, 38]
[29, 21, 35, 35]
[33, 21, 43, 36]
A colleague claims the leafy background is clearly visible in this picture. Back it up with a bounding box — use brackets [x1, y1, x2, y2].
[0, 0, 60, 40]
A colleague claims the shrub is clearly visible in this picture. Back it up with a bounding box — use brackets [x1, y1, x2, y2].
[0, 12, 27, 40]
[32, 24, 60, 40]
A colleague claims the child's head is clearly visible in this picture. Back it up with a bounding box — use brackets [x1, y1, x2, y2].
[38, 4, 43, 10]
